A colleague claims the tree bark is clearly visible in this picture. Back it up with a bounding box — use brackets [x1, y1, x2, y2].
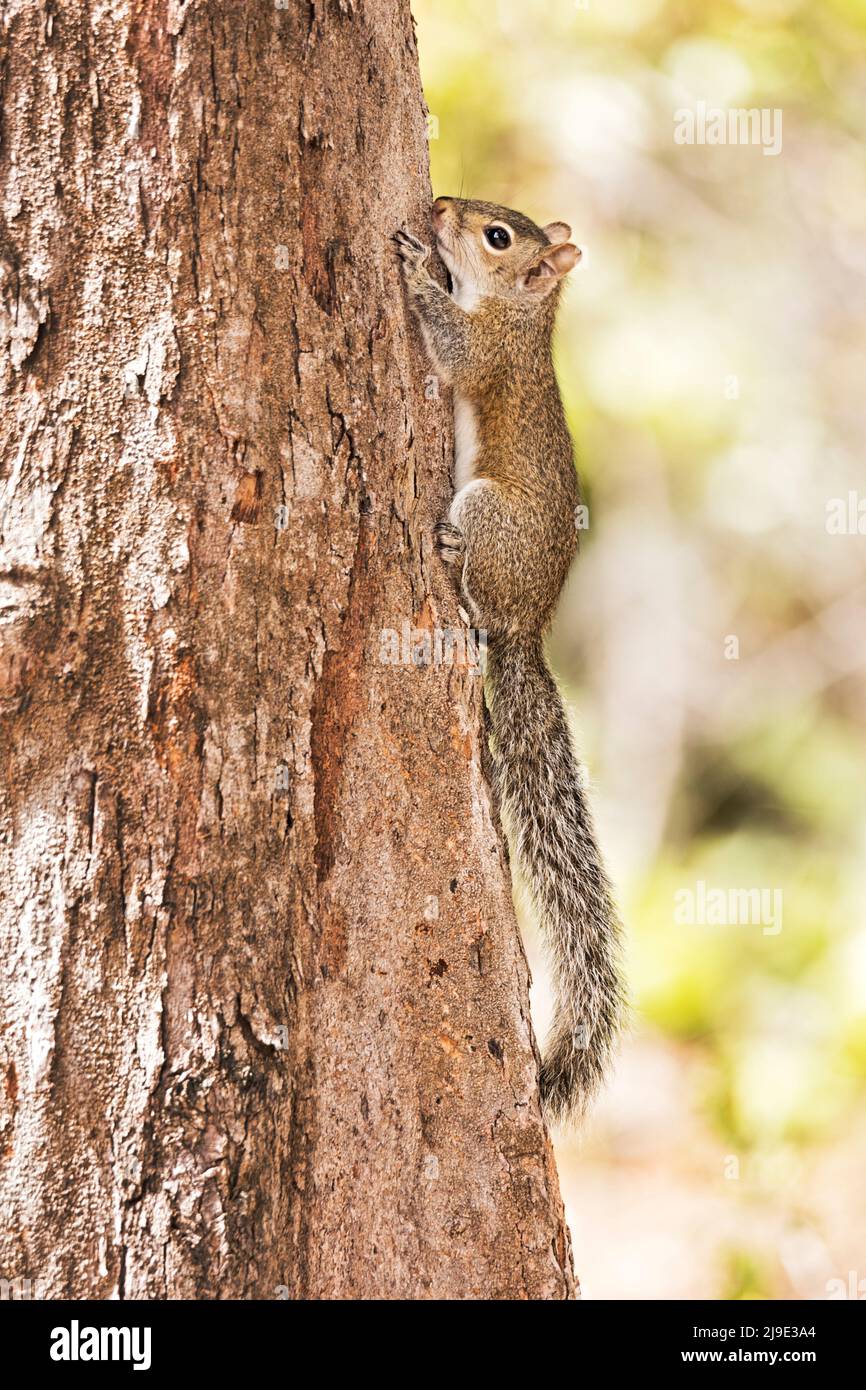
[0, 0, 576, 1300]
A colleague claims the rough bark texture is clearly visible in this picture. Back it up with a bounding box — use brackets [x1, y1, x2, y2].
[0, 0, 576, 1299]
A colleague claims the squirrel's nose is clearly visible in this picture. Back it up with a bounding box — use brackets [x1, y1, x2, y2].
[432, 196, 453, 227]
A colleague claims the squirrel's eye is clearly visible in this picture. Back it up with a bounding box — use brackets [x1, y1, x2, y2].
[484, 225, 511, 251]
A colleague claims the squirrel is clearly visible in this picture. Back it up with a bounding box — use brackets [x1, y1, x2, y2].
[393, 197, 626, 1125]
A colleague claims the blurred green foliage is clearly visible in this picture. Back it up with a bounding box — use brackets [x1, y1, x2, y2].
[722, 1246, 776, 1300]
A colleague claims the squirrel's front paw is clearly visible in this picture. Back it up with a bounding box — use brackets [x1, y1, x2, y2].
[435, 520, 465, 568]
[392, 228, 431, 281]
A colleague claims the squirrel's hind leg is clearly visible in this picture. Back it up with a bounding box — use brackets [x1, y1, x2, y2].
[448, 479, 521, 634]
[435, 516, 483, 628]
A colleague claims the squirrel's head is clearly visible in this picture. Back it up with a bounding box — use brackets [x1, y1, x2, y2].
[431, 196, 581, 311]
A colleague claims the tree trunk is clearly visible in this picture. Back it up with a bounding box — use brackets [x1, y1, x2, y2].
[0, 0, 575, 1300]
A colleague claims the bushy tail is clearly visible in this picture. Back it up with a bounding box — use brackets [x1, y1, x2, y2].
[486, 633, 626, 1124]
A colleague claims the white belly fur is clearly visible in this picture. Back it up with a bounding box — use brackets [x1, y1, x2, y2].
[453, 391, 479, 491]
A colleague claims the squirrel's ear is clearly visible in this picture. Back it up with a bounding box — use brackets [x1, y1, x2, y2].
[523, 242, 581, 296]
[543, 220, 572, 244]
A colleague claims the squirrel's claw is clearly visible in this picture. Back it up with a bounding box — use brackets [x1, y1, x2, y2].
[393, 228, 427, 252]
[434, 520, 465, 568]
[393, 228, 430, 271]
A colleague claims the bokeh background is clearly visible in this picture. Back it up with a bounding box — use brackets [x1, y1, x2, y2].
[414, 0, 866, 1299]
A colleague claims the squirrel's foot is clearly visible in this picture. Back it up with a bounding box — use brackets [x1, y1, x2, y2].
[434, 520, 465, 568]
[392, 228, 431, 282]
